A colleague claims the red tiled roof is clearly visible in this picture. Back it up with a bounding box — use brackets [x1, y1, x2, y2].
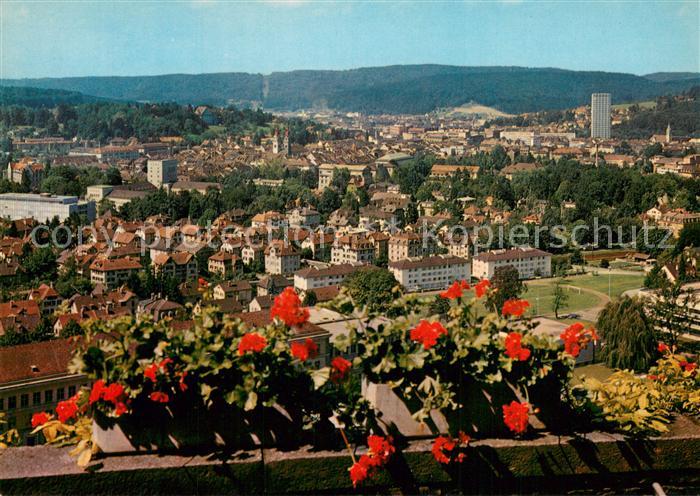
[0, 339, 76, 384]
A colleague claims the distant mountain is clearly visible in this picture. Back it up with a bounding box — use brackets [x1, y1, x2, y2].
[0, 85, 110, 107]
[2, 65, 699, 114]
[643, 72, 700, 83]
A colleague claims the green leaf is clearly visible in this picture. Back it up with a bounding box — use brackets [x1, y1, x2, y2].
[244, 391, 258, 411]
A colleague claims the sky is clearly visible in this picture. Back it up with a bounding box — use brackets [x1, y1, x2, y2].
[1, 0, 698, 79]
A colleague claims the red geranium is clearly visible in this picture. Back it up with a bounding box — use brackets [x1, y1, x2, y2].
[56, 398, 79, 423]
[349, 456, 371, 487]
[291, 338, 319, 362]
[270, 287, 309, 327]
[658, 342, 669, 353]
[440, 280, 470, 299]
[560, 322, 598, 358]
[348, 435, 394, 487]
[679, 360, 697, 373]
[31, 411, 50, 428]
[504, 332, 531, 361]
[330, 356, 352, 383]
[502, 299, 530, 318]
[89, 379, 106, 405]
[410, 320, 448, 350]
[432, 432, 469, 464]
[474, 279, 491, 298]
[198, 277, 208, 288]
[178, 371, 188, 392]
[238, 332, 268, 356]
[502, 401, 530, 434]
[149, 391, 169, 403]
[144, 363, 158, 383]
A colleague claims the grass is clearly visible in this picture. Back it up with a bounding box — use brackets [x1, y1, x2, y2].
[521, 283, 600, 318]
[562, 272, 645, 298]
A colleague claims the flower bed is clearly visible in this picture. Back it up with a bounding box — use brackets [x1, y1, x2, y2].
[6, 281, 699, 488]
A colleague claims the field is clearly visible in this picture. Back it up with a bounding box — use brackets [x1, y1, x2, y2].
[612, 100, 657, 110]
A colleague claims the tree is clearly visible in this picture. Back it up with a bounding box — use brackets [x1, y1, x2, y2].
[552, 278, 569, 319]
[303, 290, 318, 306]
[343, 267, 400, 312]
[60, 319, 84, 338]
[597, 296, 657, 371]
[486, 265, 524, 312]
[652, 281, 695, 347]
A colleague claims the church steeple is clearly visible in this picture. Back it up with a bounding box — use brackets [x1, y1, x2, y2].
[665, 123, 671, 144]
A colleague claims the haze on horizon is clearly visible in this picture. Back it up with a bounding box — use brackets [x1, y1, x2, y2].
[1, 0, 698, 80]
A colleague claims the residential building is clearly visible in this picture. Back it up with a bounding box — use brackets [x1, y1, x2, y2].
[389, 255, 471, 292]
[7, 158, 45, 190]
[212, 280, 253, 305]
[208, 251, 242, 278]
[0, 300, 41, 336]
[0, 339, 86, 441]
[430, 164, 480, 179]
[27, 284, 62, 316]
[287, 208, 321, 229]
[331, 234, 375, 265]
[251, 211, 286, 229]
[318, 164, 372, 191]
[152, 252, 198, 282]
[472, 247, 552, 280]
[500, 162, 542, 180]
[294, 263, 362, 291]
[388, 233, 424, 262]
[256, 274, 292, 297]
[0, 193, 95, 223]
[658, 209, 700, 237]
[265, 241, 301, 275]
[147, 159, 178, 188]
[591, 93, 611, 139]
[89, 257, 142, 289]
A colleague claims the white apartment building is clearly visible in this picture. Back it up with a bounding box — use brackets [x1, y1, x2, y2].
[318, 164, 372, 191]
[89, 257, 143, 289]
[0, 193, 95, 223]
[265, 241, 301, 275]
[331, 234, 375, 265]
[591, 93, 611, 139]
[287, 207, 321, 229]
[472, 247, 552, 280]
[147, 159, 178, 188]
[294, 263, 362, 291]
[388, 233, 426, 262]
[389, 255, 470, 292]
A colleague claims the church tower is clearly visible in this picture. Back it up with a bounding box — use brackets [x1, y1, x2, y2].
[272, 129, 281, 154]
[282, 128, 291, 156]
[666, 123, 671, 144]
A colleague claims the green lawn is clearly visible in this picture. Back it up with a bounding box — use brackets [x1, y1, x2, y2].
[521, 283, 601, 318]
[563, 272, 645, 298]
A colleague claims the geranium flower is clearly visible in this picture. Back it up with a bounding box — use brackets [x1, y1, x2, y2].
[431, 432, 470, 464]
[330, 356, 352, 383]
[502, 299, 530, 318]
[89, 379, 106, 405]
[679, 360, 697, 373]
[198, 277, 208, 288]
[238, 332, 268, 356]
[474, 279, 491, 298]
[290, 338, 319, 362]
[560, 323, 598, 358]
[348, 435, 394, 487]
[658, 342, 669, 353]
[103, 383, 126, 404]
[410, 320, 448, 350]
[144, 363, 158, 383]
[56, 398, 79, 423]
[149, 391, 169, 403]
[349, 456, 371, 487]
[178, 371, 188, 392]
[158, 358, 174, 370]
[502, 401, 530, 434]
[367, 435, 395, 464]
[270, 287, 309, 327]
[440, 280, 470, 299]
[31, 412, 51, 428]
[504, 332, 531, 361]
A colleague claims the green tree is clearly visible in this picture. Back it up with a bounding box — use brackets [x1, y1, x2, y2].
[597, 296, 657, 371]
[486, 265, 524, 312]
[303, 290, 318, 306]
[343, 267, 400, 312]
[552, 278, 569, 319]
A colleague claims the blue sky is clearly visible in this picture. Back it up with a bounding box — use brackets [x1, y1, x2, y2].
[1, 1, 698, 78]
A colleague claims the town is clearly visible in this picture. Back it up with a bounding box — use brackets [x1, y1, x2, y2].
[0, 1, 699, 493]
